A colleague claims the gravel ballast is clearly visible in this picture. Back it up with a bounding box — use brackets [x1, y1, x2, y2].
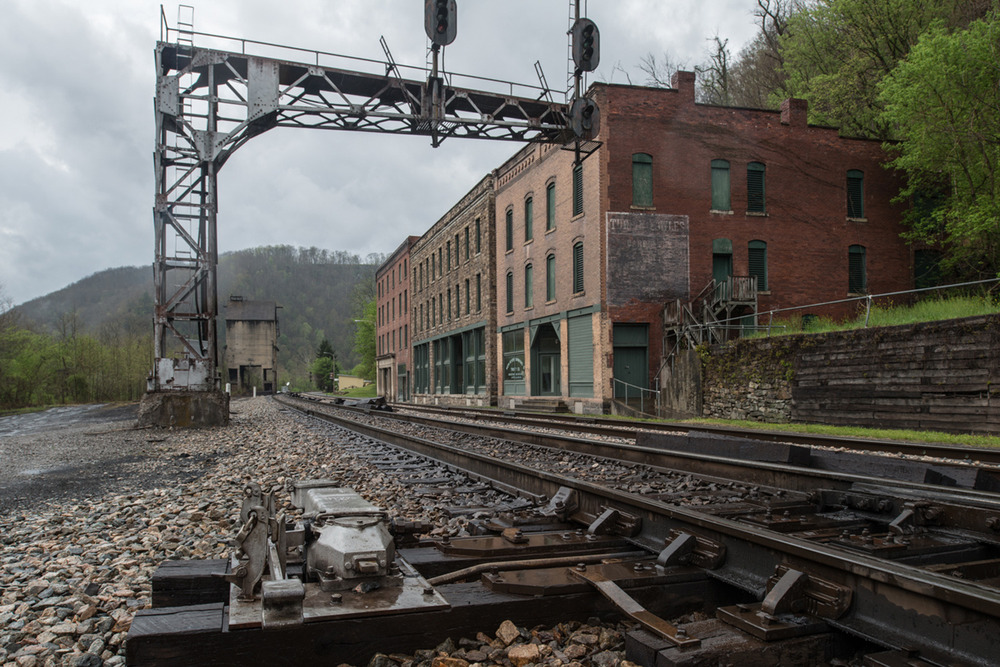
[0, 398, 642, 667]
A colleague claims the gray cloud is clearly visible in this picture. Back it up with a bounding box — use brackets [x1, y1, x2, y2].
[0, 0, 758, 305]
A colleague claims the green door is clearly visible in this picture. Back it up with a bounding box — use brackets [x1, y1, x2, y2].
[712, 238, 733, 302]
[612, 323, 648, 399]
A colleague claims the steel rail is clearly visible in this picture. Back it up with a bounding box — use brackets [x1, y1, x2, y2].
[276, 394, 1000, 665]
[389, 400, 1000, 466]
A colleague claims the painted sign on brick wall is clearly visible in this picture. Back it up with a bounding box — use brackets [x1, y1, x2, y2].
[606, 212, 689, 306]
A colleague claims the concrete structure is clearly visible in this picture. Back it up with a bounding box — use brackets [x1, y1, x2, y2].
[410, 175, 498, 406]
[223, 297, 280, 395]
[376, 237, 419, 401]
[495, 74, 912, 413]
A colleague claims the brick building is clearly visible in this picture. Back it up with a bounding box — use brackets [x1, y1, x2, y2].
[494, 74, 912, 412]
[410, 174, 497, 406]
[375, 236, 418, 401]
[223, 297, 280, 395]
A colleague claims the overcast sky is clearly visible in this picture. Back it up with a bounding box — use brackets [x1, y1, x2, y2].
[0, 0, 762, 306]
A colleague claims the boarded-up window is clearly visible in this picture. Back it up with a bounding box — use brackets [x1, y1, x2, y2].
[747, 162, 765, 213]
[847, 170, 864, 218]
[748, 240, 767, 291]
[572, 242, 584, 293]
[572, 165, 583, 216]
[546, 254, 556, 301]
[849, 245, 867, 293]
[711, 159, 730, 211]
[546, 182, 556, 230]
[568, 314, 594, 398]
[524, 264, 533, 308]
[524, 197, 533, 242]
[505, 271, 513, 313]
[632, 153, 653, 207]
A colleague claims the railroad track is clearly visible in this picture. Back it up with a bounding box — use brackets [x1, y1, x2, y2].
[385, 397, 1000, 466]
[128, 394, 1000, 666]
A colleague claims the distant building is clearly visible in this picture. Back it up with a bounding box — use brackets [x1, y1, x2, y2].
[223, 297, 280, 394]
[337, 374, 367, 390]
[375, 236, 419, 401]
[410, 174, 497, 406]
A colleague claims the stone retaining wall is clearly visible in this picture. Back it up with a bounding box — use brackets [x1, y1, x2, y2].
[689, 314, 1000, 434]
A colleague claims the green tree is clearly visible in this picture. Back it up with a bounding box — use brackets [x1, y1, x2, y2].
[879, 12, 1000, 278]
[780, 0, 985, 138]
[310, 355, 337, 392]
[352, 295, 376, 382]
[316, 338, 335, 360]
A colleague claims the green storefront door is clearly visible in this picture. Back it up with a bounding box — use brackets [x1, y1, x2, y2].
[612, 323, 648, 399]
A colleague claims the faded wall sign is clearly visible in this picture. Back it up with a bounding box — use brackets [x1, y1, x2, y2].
[606, 212, 689, 305]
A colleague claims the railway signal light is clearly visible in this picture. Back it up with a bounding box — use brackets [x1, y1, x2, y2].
[425, 0, 457, 47]
[571, 18, 600, 73]
[570, 97, 599, 139]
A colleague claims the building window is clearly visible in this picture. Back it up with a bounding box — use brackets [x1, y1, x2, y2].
[572, 165, 583, 216]
[546, 182, 556, 231]
[524, 263, 533, 309]
[849, 245, 867, 293]
[438, 248, 443, 276]
[447, 288, 451, 320]
[505, 208, 513, 251]
[454, 234, 460, 265]
[446, 241, 451, 271]
[475, 217, 481, 254]
[464, 227, 470, 260]
[847, 169, 864, 218]
[747, 162, 765, 213]
[476, 274, 481, 312]
[572, 242, 584, 294]
[748, 240, 767, 291]
[465, 278, 470, 314]
[711, 159, 730, 211]
[455, 283, 460, 318]
[506, 271, 514, 313]
[632, 153, 653, 207]
[524, 196, 533, 242]
[546, 253, 556, 301]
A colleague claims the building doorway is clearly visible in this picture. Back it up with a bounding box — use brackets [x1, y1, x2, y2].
[530, 323, 561, 396]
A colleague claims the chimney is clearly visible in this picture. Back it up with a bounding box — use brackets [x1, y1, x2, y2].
[781, 98, 808, 127]
[671, 70, 696, 101]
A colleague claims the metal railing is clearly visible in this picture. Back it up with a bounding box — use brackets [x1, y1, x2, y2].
[612, 378, 659, 416]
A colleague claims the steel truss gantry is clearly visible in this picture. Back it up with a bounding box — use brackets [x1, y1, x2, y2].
[152, 36, 573, 393]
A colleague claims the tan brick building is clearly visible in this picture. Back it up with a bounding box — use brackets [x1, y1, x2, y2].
[409, 174, 497, 406]
[375, 236, 418, 401]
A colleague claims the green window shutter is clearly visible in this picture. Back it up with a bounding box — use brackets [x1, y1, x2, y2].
[847, 170, 864, 218]
[711, 159, 730, 211]
[572, 242, 584, 293]
[572, 165, 583, 216]
[505, 209, 513, 251]
[632, 153, 653, 207]
[748, 240, 767, 291]
[747, 162, 765, 213]
[546, 254, 556, 301]
[506, 271, 513, 313]
[524, 264, 533, 308]
[524, 197, 533, 241]
[849, 245, 866, 293]
[567, 314, 594, 397]
[546, 182, 556, 230]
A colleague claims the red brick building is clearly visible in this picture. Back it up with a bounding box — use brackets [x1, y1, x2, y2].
[495, 74, 912, 412]
[375, 236, 419, 401]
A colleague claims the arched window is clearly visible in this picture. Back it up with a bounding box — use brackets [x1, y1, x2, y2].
[524, 264, 533, 308]
[572, 242, 584, 293]
[546, 182, 556, 230]
[747, 162, 765, 213]
[848, 245, 867, 293]
[505, 271, 514, 313]
[711, 159, 730, 211]
[632, 153, 653, 207]
[546, 254, 556, 301]
[505, 208, 514, 251]
[524, 196, 533, 242]
[847, 170, 864, 218]
[748, 240, 767, 291]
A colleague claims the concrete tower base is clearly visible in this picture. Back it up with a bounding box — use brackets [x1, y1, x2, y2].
[137, 391, 230, 428]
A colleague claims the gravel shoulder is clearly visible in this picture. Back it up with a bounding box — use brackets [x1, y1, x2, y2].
[0, 398, 639, 667]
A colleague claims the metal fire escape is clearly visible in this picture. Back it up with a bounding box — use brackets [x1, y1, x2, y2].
[151, 9, 584, 394]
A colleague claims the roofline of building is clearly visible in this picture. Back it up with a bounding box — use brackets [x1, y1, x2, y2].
[376, 235, 421, 276]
